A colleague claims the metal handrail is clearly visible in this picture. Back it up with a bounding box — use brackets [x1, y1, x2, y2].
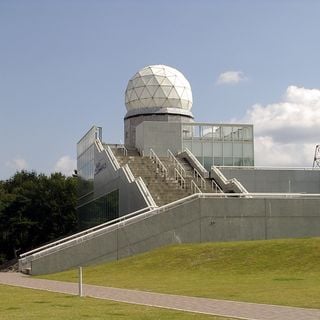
[150, 149, 168, 179]
[211, 166, 249, 194]
[136, 177, 158, 208]
[217, 165, 320, 171]
[191, 180, 202, 194]
[193, 168, 206, 190]
[184, 147, 208, 177]
[211, 179, 223, 193]
[212, 166, 228, 184]
[106, 146, 120, 170]
[96, 139, 105, 152]
[19, 206, 153, 258]
[122, 164, 135, 183]
[167, 149, 186, 177]
[119, 145, 127, 156]
[230, 178, 249, 194]
[174, 168, 186, 189]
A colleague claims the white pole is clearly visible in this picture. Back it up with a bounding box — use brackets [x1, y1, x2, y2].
[79, 266, 83, 297]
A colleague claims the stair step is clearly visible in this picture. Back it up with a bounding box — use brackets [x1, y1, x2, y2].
[113, 150, 221, 206]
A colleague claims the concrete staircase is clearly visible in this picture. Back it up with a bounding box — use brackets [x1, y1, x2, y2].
[115, 152, 191, 206]
[173, 157, 217, 192]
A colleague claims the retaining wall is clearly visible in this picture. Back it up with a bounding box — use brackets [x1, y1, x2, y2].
[29, 196, 320, 275]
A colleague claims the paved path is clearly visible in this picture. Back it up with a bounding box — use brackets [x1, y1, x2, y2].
[1, 272, 320, 320]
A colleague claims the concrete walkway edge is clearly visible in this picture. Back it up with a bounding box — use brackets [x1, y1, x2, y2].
[1, 272, 320, 320]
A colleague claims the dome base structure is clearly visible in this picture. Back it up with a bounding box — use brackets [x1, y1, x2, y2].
[124, 111, 194, 150]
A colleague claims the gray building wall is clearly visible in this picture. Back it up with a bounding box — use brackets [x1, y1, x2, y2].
[136, 121, 183, 157]
[124, 113, 193, 149]
[220, 168, 320, 194]
[29, 196, 320, 275]
[80, 142, 149, 217]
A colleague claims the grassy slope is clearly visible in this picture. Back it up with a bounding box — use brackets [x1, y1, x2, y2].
[0, 285, 233, 320]
[41, 237, 320, 309]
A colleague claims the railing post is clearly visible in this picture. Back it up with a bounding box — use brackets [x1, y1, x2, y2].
[79, 266, 83, 297]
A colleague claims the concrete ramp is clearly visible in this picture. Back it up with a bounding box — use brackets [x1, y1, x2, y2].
[19, 193, 320, 275]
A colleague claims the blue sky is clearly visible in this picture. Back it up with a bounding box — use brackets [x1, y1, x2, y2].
[1, 0, 320, 179]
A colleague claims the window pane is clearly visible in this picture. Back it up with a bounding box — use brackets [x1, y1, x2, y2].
[232, 127, 243, 141]
[214, 157, 223, 166]
[203, 157, 214, 170]
[192, 141, 202, 156]
[214, 142, 222, 157]
[233, 157, 243, 166]
[243, 126, 253, 140]
[203, 142, 212, 156]
[223, 142, 233, 157]
[201, 126, 213, 139]
[243, 143, 253, 157]
[233, 142, 243, 157]
[224, 157, 233, 166]
[213, 126, 222, 140]
[223, 126, 233, 140]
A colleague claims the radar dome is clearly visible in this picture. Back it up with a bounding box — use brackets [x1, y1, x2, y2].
[125, 65, 193, 111]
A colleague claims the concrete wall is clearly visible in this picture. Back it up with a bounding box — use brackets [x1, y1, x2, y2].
[29, 195, 320, 275]
[79, 142, 149, 217]
[125, 114, 193, 149]
[221, 168, 320, 194]
[136, 121, 183, 157]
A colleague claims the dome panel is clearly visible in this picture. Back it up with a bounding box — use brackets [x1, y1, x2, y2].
[134, 87, 144, 98]
[168, 87, 179, 99]
[133, 77, 145, 87]
[169, 99, 181, 108]
[127, 80, 134, 90]
[130, 100, 141, 109]
[152, 67, 166, 76]
[130, 90, 139, 101]
[139, 67, 153, 76]
[140, 87, 151, 99]
[161, 77, 174, 86]
[175, 86, 185, 97]
[181, 99, 190, 109]
[125, 64, 193, 111]
[153, 97, 166, 106]
[146, 85, 159, 96]
[154, 75, 166, 84]
[162, 99, 172, 108]
[154, 87, 167, 98]
[161, 85, 173, 96]
[147, 77, 161, 86]
[140, 98, 153, 107]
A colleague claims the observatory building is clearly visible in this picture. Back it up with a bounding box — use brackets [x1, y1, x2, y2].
[75, 65, 254, 229]
[19, 65, 320, 275]
[123, 65, 254, 167]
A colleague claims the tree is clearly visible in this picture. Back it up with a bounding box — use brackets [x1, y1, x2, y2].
[0, 171, 78, 263]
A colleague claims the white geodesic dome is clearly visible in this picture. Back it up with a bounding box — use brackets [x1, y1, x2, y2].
[125, 65, 193, 111]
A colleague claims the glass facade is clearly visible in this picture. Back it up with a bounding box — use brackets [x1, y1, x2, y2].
[182, 123, 254, 170]
[77, 190, 119, 230]
[77, 126, 102, 197]
[76, 126, 121, 229]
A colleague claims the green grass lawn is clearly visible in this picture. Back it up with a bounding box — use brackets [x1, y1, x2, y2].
[40, 237, 320, 309]
[0, 284, 234, 320]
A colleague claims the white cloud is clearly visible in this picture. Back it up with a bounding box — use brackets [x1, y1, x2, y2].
[54, 156, 76, 176]
[216, 71, 247, 85]
[6, 157, 28, 171]
[254, 136, 315, 167]
[242, 86, 320, 167]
